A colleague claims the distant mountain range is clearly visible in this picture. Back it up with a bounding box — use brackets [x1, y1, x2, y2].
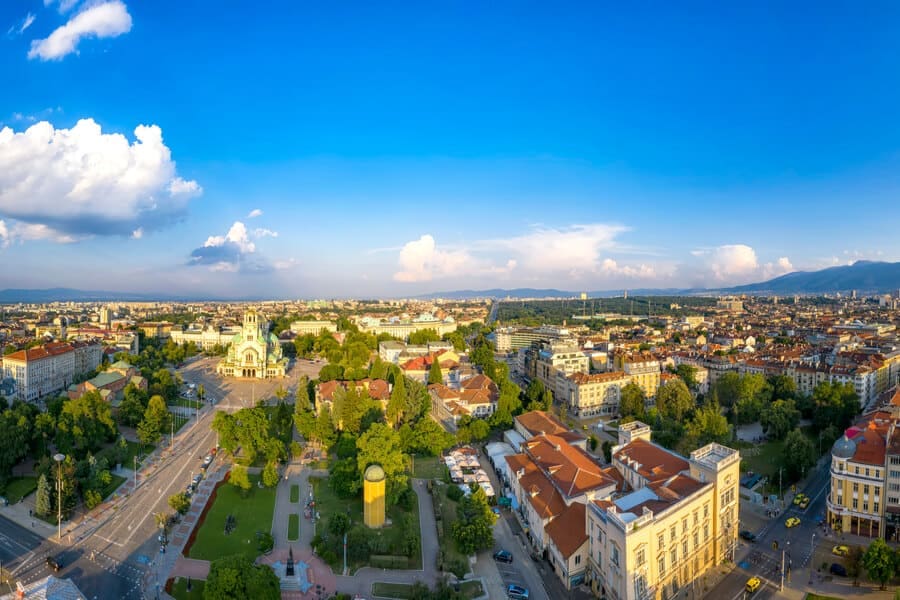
[2, 261, 899, 303]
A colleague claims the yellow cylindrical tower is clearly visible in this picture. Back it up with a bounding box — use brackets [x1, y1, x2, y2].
[363, 464, 386, 528]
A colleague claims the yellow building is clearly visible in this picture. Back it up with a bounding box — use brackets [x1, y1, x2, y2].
[827, 410, 892, 538]
[363, 464, 386, 528]
[558, 371, 632, 419]
[614, 353, 661, 400]
[586, 422, 740, 600]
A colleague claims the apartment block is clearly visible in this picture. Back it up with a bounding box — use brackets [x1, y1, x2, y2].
[559, 371, 632, 419]
[2, 340, 102, 402]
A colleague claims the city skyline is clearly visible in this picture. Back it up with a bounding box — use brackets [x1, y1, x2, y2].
[3, 2, 900, 297]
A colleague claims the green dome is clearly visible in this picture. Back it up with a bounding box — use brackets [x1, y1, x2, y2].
[364, 464, 385, 482]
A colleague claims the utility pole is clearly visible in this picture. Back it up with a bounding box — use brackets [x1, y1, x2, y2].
[53, 453, 65, 541]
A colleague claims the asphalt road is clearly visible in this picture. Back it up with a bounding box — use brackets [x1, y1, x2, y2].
[7, 356, 320, 599]
[704, 461, 832, 600]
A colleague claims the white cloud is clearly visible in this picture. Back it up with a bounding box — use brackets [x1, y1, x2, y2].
[0, 220, 8, 248]
[706, 244, 759, 280]
[600, 258, 657, 279]
[273, 258, 298, 270]
[484, 224, 627, 275]
[131, 227, 143, 239]
[45, 0, 81, 13]
[0, 118, 200, 240]
[203, 222, 255, 254]
[8, 13, 36, 36]
[190, 221, 279, 274]
[253, 228, 278, 238]
[394, 234, 472, 282]
[29, 1, 132, 61]
[247, 208, 263, 219]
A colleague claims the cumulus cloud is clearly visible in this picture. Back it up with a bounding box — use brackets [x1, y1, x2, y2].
[0, 118, 200, 240]
[393, 234, 472, 282]
[131, 227, 143, 239]
[391, 225, 659, 284]
[0, 220, 8, 248]
[189, 221, 277, 273]
[692, 244, 794, 284]
[247, 208, 263, 219]
[29, 1, 132, 61]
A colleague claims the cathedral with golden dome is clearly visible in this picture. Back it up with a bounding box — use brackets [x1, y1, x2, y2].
[216, 309, 288, 379]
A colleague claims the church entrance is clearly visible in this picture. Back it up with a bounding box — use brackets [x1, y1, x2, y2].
[242, 369, 257, 378]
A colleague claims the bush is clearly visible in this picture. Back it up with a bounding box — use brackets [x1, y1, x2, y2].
[84, 489, 102, 510]
[258, 531, 274, 554]
[398, 487, 416, 511]
[446, 485, 464, 502]
[321, 550, 338, 565]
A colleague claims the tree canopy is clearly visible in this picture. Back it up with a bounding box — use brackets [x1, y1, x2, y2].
[356, 423, 407, 504]
[203, 555, 280, 600]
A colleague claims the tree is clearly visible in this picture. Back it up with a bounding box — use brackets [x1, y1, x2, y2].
[760, 399, 800, 440]
[682, 402, 730, 453]
[656, 379, 694, 422]
[137, 395, 172, 446]
[767, 374, 796, 401]
[469, 419, 490, 441]
[452, 487, 496, 554]
[674, 364, 698, 390]
[409, 329, 440, 345]
[35, 473, 51, 517]
[197, 384, 206, 403]
[295, 377, 310, 412]
[230, 465, 252, 495]
[783, 428, 816, 480]
[55, 390, 116, 454]
[386, 375, 406, 427]
[118, 384, 148, 427]
[442, 331, 466, 352]
[262, 461, 280, 488]
[356, 423, 407, 504]
[204, 555, 280, 600]
[619, 382, 646, 419]
[428, 359, 443, 385]
[328, 513, 350, 537]
[329, 457, 361, 498]
[863, 538, 895, 590]
[168, 492, 191, 515]
[405, 418, 455, 456]
[846, 545, 864, 585]
[274, 386, 288, 403]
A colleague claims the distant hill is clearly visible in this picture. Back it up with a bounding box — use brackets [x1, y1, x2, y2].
[417, 287, 693, 300]
[726, 261, 900, 294]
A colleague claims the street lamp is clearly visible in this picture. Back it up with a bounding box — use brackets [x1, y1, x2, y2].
[53, 453, 65, 541]
[808, 533, 816, 584]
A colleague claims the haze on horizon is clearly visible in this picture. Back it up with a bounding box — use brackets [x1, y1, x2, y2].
[2, 2, 900, 298]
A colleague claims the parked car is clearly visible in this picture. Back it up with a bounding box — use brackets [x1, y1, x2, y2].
[832, 545, 849, 557]
[830, 563, 847, 577]
[745, 576, 761, 593]
[739, 530, 756, 542]
[506, 584, 529, 599]
[785, 517, 800, 528]
[493, 550, 513, 563]
[46, 556, 61, 572]
[792, 493, 807, 506]
[799, 496, 810, 509]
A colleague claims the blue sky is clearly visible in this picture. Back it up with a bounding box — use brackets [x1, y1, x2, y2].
[2, 1, 900, 298]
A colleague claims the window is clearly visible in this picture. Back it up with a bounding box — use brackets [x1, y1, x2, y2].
[891, 456, 900, 466]
[693, 532, 699, 548]
[658, 534, 665, 549]
[575, 555, 581, 565]
[890, 497, 899, 505]
[670, 548, 677, 566]
[853, 498, 858, 509]
[597, 550, 602, 565]
[866, 468, 870, 477]
[693, 511, 698, 527]
[874, 502, 880, 514]
[682, 519, 688, 534]
[704, 523, 709, 541]
[683, 541, 688, 557]
[636, 548, 646, 567]
[611, 546, 620, 567]
[703, 503, 709, 518]
[892, 470, 900, 479]
[890, 483, 900, 492]
[670, 526, 676, 542]
[864, 485, 870, 495]
[853, 482, 859, 493]
[855, 467, 860, 475]
[659, 555, 666, 576]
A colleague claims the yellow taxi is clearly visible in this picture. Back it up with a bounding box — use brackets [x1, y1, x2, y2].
[785, 517, 801, 528]
[745, 576, 761, 593]
[832, 545, 849, 556]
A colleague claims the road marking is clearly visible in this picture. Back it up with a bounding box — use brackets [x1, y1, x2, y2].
[94, 535, 124, 547]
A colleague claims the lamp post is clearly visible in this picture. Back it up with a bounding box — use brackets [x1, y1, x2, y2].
[808, 533, 816, 584]
[53, 453, 65, 541]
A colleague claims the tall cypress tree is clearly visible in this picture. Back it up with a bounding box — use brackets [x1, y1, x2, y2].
[427, 358, 443, 385]
[35, 473, 51, 517]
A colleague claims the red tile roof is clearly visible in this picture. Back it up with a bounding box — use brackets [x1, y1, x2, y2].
[4, 341, 74, 362]
[545, 502, 588, 559]
[613, 438, 689, 483]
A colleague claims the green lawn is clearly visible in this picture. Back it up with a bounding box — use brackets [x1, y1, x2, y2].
[372, 580, 483, 599]
[410, 455, 446, 480]
[99, 474, 128, 499]
[169, 577, 204, 600]
[121, 440, 153, 467]
[188, 474, 276, 561]
[739, 427, 821, 492]
[290, 484, 299, 503]
[288, 513, 299, 541]
[3, 477, 37, 503]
